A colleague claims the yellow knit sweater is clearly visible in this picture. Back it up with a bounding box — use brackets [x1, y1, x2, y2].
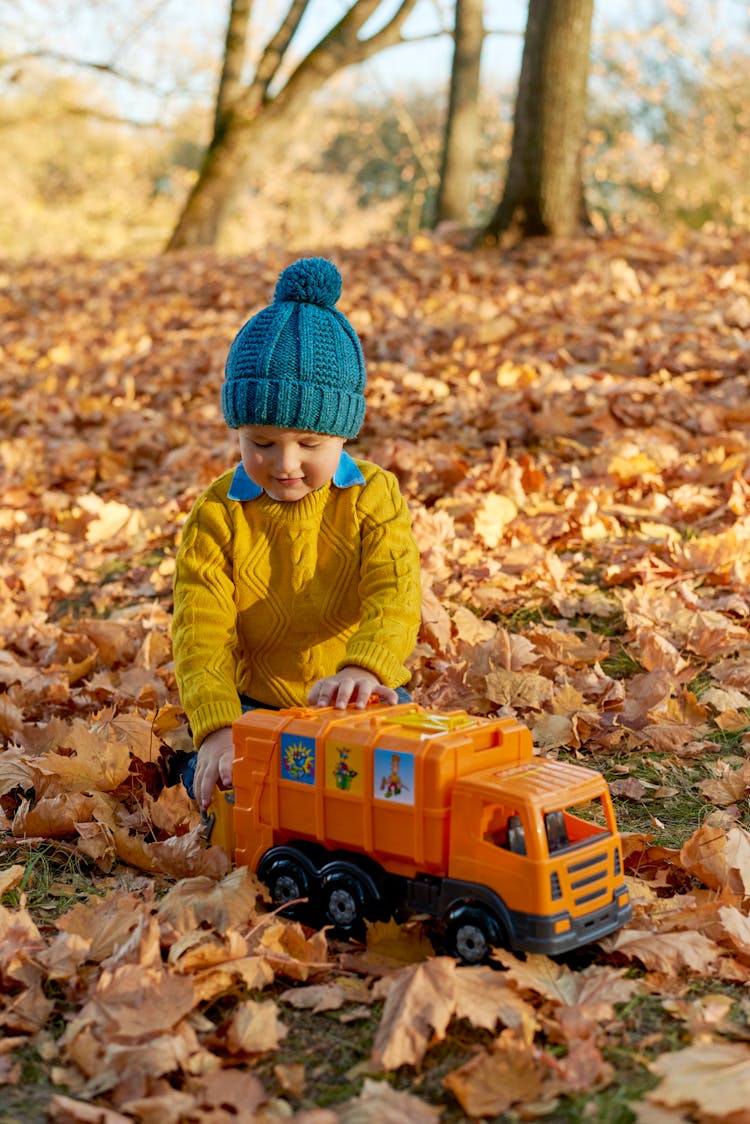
[172, 456, 421, 747]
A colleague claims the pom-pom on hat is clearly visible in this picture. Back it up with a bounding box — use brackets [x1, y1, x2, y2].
[222, 257, 366, 438]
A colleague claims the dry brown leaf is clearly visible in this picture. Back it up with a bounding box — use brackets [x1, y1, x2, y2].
[40, 727, 131, 792]
[279, 982, 347, 1012]
[452, 965, 538, 1038]
[0, 864, 25, 895]
[474, 492, 517, 547]
[226, 998, 287, 1053]
[13, 792, 98, 838]
[484, 667, 553, 708]
[192, 1067, 267, 1110]
[157, 866, 265, 935]
[699, 762, 750, 807]
[274, 1061, 306, 1097]
[338, 1077, 442, 1123]
[442, 1027, 545, 1118]
[648, 1041, 750, 1118]
[364, 918, 434, 966]
[251, 919, 330, 981]
[66, 963, 195, 1041]
[371, 957, 457, 1070]
[599, 927, 724, 974]
[680, 823, 750, 897]
[546, 1032, 615, 1094]
[55, 892, 147, 963]
[47, 1093, 133, 1123]
[494, 951, 641, 1012]
[419, 585, 453, 653]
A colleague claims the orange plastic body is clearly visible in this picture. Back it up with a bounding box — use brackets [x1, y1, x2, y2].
[230, 703, 628, 929]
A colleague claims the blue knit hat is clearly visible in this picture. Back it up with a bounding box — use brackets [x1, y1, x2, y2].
[222, 257, 366, 438]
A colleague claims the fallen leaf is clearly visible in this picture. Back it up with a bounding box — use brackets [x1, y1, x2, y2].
[648, 1041, 750, 1118]
[371, 958, 457, 1070]
[226, 998, 287, 1053]
[442, 1028, 545, 1117]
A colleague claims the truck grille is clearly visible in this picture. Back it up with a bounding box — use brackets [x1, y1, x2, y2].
[567, 850, 610, 909]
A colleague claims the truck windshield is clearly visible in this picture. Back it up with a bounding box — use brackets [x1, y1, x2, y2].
[545, 797, 611, 853]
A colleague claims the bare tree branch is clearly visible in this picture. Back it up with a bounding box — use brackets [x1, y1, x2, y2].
[254, 0, 309, 96]
[2, 48, 164, 92]
[279, 0, 421, 104]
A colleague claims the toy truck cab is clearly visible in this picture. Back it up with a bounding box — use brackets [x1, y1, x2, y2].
[227, 703, 631, 964]
[444, 759, 630, 961]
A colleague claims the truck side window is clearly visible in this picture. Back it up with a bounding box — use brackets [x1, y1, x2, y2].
[507, 814, 527, 856]
[482, 807, 508, 848]
[545, 811, 569, 852]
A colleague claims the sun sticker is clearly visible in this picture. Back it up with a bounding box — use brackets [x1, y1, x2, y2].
[280, 733, 316, 784]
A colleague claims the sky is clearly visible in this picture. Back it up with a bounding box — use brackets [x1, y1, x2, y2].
[6, 0, 749, 126]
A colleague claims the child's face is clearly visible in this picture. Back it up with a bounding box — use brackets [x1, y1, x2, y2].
[238, 426, 346, 502]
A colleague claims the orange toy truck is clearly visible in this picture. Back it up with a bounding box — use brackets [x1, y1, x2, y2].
[220, 702, 631, 963]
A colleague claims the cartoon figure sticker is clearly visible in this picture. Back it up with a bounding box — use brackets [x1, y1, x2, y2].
[374, 748, 414, 805]
[280, 733, 316, 784]
[326, 742, 363, 795]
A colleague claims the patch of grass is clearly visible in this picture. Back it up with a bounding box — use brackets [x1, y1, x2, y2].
[1, 841, 102, 917]
[707, 726, 750, 752]
[0, 1084, 58, 1123]
[251, 999, 385, 1108]
[599, 646, 644, 681]
[583, 608, 627, 638]
[576, 752, 713, 848]
[494, 605, 548, 630]
[686, 669, 714, 698]
[0, 1042, 67, 1124]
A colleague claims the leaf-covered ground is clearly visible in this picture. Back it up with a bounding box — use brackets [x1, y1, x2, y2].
[2, 227, 750, 1123]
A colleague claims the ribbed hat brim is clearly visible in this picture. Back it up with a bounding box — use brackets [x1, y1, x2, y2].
[222, 378, 366, 438]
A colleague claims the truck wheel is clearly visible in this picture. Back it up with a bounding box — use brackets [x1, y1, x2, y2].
[322, 872, 368, 934]
[444, 907, 502, 965]
[259, 856, 311, 908]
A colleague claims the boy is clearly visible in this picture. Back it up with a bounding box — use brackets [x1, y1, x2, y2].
[172, 257, 422, 812]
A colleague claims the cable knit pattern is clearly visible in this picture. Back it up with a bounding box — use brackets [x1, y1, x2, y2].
[172, 459, 421, 748]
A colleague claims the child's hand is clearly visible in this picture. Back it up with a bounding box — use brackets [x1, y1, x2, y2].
[194, 726, 234, 812]
[308, 666, 398, 710]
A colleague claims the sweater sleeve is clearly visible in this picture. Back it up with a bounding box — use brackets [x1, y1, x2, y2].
[172, 486, 244, 747]
[338, 468, 422, 687]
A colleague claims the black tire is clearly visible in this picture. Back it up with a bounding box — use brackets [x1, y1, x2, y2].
[321, 871, 370, 935]
[444, 906, 503, 965]
[258, 854, 314, 916]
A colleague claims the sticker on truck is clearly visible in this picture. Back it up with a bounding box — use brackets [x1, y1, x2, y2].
[280, 733, 316, 784]
[373, 748, 415, 804]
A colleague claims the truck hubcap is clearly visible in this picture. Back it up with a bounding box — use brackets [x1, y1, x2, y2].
[275, 874, 301, 902]
[455, 924, 488, 963]
[328, 888, 358, 925]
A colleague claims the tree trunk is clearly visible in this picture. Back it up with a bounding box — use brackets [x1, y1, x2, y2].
[166, 0, 421, 251]
[481, 0, 594, 242]
[165, 108, 263, 251]
[213, 0, 252, 136]
[434, 0, 485, 226]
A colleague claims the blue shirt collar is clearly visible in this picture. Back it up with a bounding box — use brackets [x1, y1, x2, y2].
[227, 449, 365, 501]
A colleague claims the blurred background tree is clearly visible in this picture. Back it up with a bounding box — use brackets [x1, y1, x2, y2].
[166, 0, 423, 249]
[481, 0, 594, 241]
[433, 0, 485, 227]
[0, 0, 748, 259]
